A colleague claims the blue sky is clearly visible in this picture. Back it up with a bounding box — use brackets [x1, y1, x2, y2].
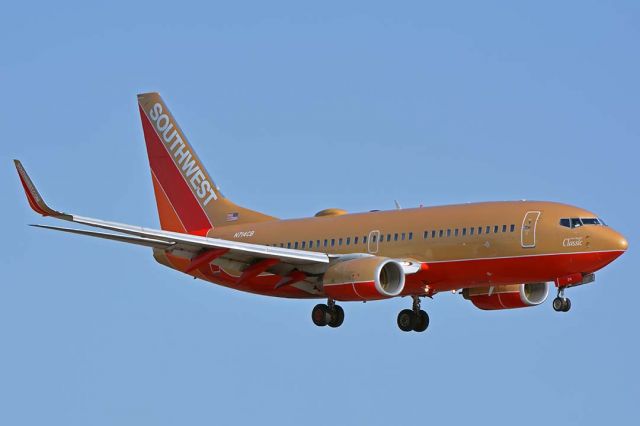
[1, 1, 638, 424]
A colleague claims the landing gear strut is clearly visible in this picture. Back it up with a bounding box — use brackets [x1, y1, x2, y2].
[312, 299, 344, 328]
[397, 296, 429, 333]
[552, 288, 571, 312]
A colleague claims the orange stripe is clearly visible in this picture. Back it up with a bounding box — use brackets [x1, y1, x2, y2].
[151, 172, 187, 233]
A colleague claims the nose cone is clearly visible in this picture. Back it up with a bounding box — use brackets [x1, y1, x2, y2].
[609, 230, 628, 252]
[618, 235, 629, 251]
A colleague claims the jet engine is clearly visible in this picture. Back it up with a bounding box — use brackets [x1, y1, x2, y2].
[322, 256, 405, 301]
[462, 283, 549, 310]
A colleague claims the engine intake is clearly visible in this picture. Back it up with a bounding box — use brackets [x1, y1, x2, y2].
[322, 256, 405, 301]
[463, 283, 549, 310]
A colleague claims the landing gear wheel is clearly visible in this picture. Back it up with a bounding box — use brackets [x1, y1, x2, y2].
[553, 297, 572, 312]
[397, 309, 416, 332]
[328, 305, 345, 328]
[552, 297, 564, 312]
[413, 310, 429, 332]
[312, 304, 330, 326]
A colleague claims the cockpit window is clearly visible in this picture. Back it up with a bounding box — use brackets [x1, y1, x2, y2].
[581, 218, 600, 225]
[560, 217, 606, 228]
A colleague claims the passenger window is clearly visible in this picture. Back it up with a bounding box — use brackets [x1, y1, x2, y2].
[331, 239, 335, 247]
[280, 243, 284, 247]
[387, 234, 391, 242]
[424, 231, 428, 239]
[486, 226, 491, 234]
[354, 237, 358, 244]
[470, 227, 474, 235]
[462, 228, 467, 236]
[560, 218, 571, 228]
[431, 230, 436, 238]
[324, 239, 328, 247]
[478, 227, 482, 235]
[363, 236, 367, 244]
[408, 232, 413, 240]
[394, 233, 398, 241]
[309, 240, 313, 248]
[510, 224, 515, 232]
[454, 229, 459, 237]
[372, 235, 377, 242]
[340, 238, 344, 246]
[401, 233, 406, 241]
[502, 224, 507, 232]
[439, 230, 444, 238]
[287, 242, 291, 248]
[294, 242, 299, 249]
[447, 229, 451, 237]
[346, 237, 351, 245]
[316, 240, 320, 247]
[494, 225, 499, 234]
[301, 241, 306, 249]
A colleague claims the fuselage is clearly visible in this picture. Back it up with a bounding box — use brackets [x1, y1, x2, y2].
[153, 200, 628, 299]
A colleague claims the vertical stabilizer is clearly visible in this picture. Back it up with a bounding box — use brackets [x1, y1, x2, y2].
[137, 92, 275, 233]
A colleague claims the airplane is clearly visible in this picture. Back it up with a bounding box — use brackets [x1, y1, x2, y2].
[14, 92, 628, 333]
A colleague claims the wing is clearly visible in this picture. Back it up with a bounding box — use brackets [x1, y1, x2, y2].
[14, 160, 422, 284]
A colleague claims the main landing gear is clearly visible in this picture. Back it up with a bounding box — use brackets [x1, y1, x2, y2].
[312, 299, 345, 328]
[552, 288, 571, 312]
[397, 296, 429, 333]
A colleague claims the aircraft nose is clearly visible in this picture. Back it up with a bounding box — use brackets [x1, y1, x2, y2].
[618, 235, 629, 251]
[609, 230, 628, 251]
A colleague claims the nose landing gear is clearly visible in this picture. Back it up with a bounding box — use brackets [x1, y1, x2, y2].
[397, 296, 429, 332]
[552, 288, 571, 312]
[311, 299, 345, 328]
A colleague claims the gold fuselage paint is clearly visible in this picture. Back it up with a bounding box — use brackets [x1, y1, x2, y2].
[153, 200, 626, 298]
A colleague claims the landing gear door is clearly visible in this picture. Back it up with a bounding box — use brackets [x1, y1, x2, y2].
[368, 230, 380, 254]
[521, 211, 541, 248]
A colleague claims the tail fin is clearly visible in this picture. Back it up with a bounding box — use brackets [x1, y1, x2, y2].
[137, 92, 275, 234]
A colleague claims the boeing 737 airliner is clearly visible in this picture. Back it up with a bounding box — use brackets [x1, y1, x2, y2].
[14, 93, 628, 333]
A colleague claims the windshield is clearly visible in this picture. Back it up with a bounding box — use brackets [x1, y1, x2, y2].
[559, 217, 606, 229]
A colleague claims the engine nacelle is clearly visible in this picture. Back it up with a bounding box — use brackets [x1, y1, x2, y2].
[463, 283, 549, 310]
[322, 256, 405, 301]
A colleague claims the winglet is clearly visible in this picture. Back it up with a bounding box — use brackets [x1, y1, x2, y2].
[14, 160, 66, 217]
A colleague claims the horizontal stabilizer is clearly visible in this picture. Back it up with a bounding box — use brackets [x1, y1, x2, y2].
[30, 224, 175, 249]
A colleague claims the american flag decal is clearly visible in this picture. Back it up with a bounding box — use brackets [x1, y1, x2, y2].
[226, 212, 239, 222]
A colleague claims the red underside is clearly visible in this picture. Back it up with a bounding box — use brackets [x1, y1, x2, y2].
[470, 292, 527, 310]
[182, 250, 625, 299]
[324, 281, 382, 301]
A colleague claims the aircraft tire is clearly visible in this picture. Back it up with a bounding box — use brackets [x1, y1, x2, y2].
[312, 304, 329, 326]
[413, 310, 429, 332]
[562, 298, 571, 312]
[552, 297, 564, 312]
[328, 305, 344, 328]
[397, 309, 416, 332]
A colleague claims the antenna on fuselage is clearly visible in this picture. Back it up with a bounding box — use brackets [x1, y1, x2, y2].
[394, 200, 402, 210]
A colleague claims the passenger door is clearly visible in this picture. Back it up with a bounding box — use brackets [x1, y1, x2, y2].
[521, 211, 541, 248]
